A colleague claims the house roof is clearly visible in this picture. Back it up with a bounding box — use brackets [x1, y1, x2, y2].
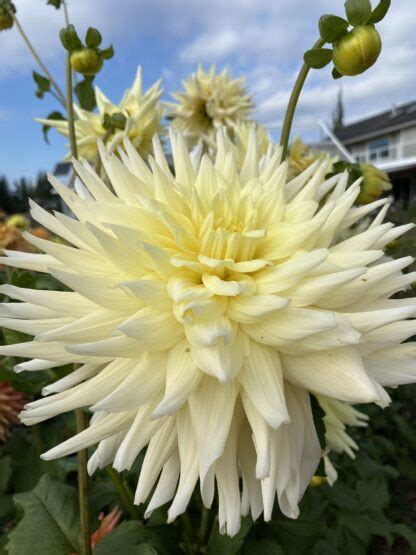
[335, 100, 416, 144]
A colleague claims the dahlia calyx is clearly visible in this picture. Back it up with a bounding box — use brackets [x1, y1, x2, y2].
[0, 128, 415, 536]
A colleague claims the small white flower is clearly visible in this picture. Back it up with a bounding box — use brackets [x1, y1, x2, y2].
[0, 128, 415, 536]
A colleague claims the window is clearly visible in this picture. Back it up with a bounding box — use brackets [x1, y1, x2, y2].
[369, 138, 390, 161]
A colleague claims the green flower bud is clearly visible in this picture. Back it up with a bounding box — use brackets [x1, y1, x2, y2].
[70, 48, 103, 76]
[357, 163, 392, 204]
[0, 8, 13, 30]
[333, 25, 382, 76]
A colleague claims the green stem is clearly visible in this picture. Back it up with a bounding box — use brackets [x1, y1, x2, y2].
[180, 513, 196, 554]
[11, 13, 67, 108]
[66, 54, 78, 160]
[31, 424, 43, 452]
[76, 409, 92, 555]
[105, 467, 141, 520]
[280, 38, 326, 160]
[198, 506, 210, 547]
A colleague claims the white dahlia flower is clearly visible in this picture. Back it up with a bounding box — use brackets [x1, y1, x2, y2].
[168, 66, 254, 146]
[37, 66, 164, 162]
[0, 128, 415, 536]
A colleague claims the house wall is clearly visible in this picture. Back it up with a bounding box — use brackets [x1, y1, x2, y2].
[347, 125, 416, 162]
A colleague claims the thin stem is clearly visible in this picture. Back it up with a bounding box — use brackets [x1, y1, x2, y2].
[180, 513, 196, 554]
[66, 54, 78, 160]
[280, 38, 326, 160]
[11, 13, 66, 108]
[62, 1, 77, 85]
[76, 409, 92, 555]
[49, 89, 63, 105]
[105, 467, 141, 521]
[198, 506, 210, 547]
[62, 0, 70, 26]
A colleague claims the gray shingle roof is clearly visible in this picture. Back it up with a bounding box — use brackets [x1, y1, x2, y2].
[335, 100, 416, 144]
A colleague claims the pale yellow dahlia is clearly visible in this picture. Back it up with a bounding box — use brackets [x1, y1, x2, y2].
[231, 122, 272, 169]
[168, 66, 254, 146]
[0, 128, 416, 536]
[37, 66, 165, 161]
[287, 137, 330, 180]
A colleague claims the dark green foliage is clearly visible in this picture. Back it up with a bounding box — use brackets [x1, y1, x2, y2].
[304, 48, 333, 69]
[319, 15, 349, 43]
[74, 77, 97, 111]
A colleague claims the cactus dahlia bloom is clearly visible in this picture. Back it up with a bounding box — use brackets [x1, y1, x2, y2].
[168, 66, 253, 146]
[0, 382, 26, 441]
[1, 128, 416, 536]
[37, 66, 164, 162]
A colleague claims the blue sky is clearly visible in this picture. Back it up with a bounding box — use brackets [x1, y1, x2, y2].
[0, 0, 415, 183]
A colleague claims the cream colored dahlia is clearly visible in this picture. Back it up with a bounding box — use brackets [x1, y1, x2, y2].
[231, 122, 272, 169]
[168, 66, 253, 146]
[0, 128, 416, 536]
[37, 66, 164, 162]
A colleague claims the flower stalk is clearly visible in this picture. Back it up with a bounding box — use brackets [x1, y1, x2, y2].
[10, 13, 66, 107]
[105, 467, 140, 521]
[280, 38, 325, 159]
[76, 409, 92, 555]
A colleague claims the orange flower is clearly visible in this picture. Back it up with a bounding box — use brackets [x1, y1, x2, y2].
[90, 506, 122, 549]
[0, 382, 26, 442]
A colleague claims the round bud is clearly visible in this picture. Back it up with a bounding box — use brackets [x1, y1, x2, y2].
[357, 163, 392, 204]
[70, 48, 103, 76]
[0, 9, 13, 31]
[333, 26, 382, 77]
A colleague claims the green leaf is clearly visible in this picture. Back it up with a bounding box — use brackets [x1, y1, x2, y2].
[344, 0, 372, 26]
[368, 0, 391, 23]
[304, 48, 333, 69]
[332, 67, 343, 79]
[392, 523, 416, 551]
[41, 110, 65, 144]
[100, 45, 114, 60]
[46, 0, 62, 8]
[242, 539, 284, 554]
[5, 475, 80, 555]
[74, 77, 96, 111]
[33, 71, 50, 93]
[312, 540, 340, 555]
[319, 15, 349, 43]
[85, 26, 102, 48]
[59, 24, 82, 52]
[93, 522, 152, 555]
[356, 478, 389, 511]
[208, 516, 253, 554]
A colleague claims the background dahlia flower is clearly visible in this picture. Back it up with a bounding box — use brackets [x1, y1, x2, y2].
[0, 382, 26, 441]
[168, 65, 254, 147]
[37, 66, 165, 162]
[0, 128, 415, 536]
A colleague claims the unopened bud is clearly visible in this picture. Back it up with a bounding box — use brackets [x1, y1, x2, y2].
[357, 163, 392, 204]
[70, 47, 103, 76]
[333, 25, 382, 76]
[0, 7, 13, 31]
